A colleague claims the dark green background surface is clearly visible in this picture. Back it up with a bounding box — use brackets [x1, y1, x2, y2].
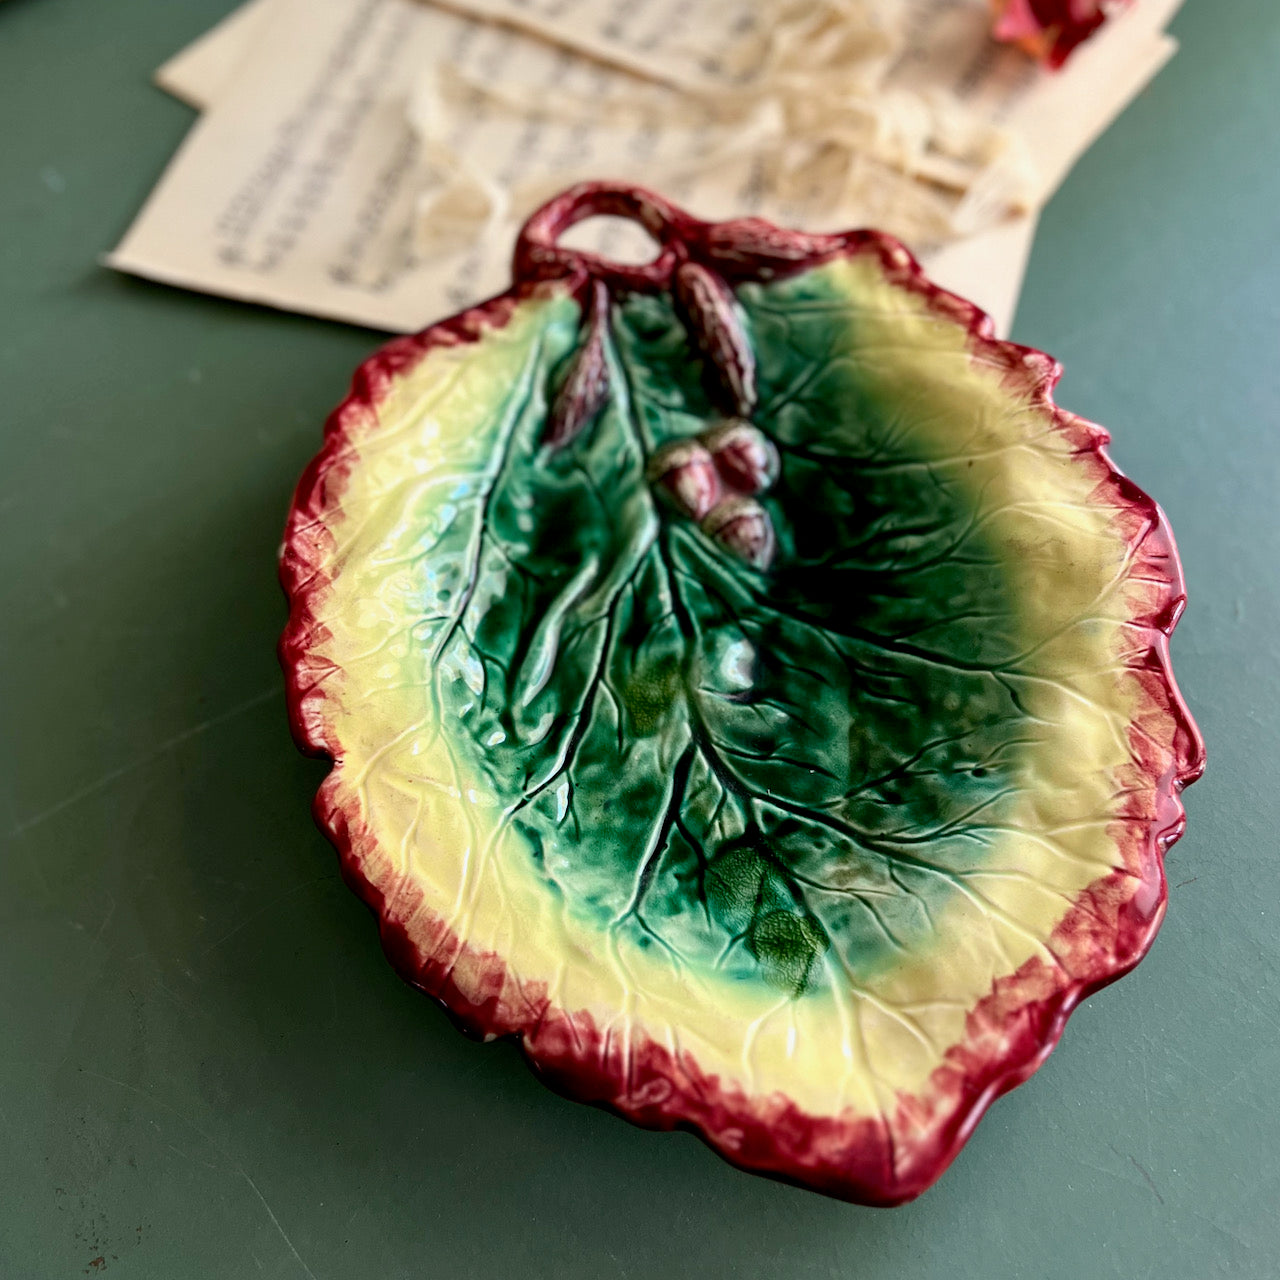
[2, 1, 1276, 1275]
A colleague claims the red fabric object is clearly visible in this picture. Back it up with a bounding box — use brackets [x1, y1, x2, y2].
[990, 0, 1131, 68]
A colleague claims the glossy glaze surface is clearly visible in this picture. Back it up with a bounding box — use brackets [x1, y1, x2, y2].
[280, 184, 1201, 1204]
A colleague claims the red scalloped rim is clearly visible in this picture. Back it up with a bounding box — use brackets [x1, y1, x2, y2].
[278, 183, 1205, 1206]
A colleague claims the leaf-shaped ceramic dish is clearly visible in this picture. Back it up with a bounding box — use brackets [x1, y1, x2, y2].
[280, 183, 1203, 1205]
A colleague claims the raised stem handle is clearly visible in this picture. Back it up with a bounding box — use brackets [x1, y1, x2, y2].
[514, 182, 702, 291]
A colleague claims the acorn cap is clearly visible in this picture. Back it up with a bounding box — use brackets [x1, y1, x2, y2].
[702, 419, 780, 494]
[700, 495, 776, 570]
[646, 439, 720, 521]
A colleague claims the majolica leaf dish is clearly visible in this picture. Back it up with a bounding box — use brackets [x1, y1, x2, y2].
[280, 182, 1203, 1205]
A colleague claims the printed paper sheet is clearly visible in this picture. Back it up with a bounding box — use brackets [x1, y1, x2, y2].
[113, 0, 1176, 335]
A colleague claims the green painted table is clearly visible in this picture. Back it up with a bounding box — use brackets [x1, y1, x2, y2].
[2, 1, 1276, 1275]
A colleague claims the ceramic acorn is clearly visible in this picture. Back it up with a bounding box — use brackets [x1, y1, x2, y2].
[280, 182, 1203, 1205]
